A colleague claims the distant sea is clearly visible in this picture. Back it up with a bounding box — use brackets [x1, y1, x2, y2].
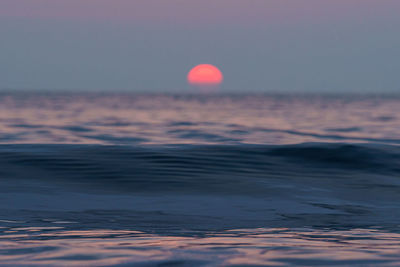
[1, 93, 400, 266]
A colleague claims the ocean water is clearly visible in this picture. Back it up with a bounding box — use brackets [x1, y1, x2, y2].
[1, 93, 400, 266]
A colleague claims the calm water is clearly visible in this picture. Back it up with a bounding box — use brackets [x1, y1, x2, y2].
[1, 93, 400, 266]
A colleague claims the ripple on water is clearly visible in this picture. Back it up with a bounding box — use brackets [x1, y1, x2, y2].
[1, 228, 400, 266]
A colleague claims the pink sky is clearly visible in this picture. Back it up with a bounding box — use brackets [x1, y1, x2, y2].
[1, 0, 400, 92]
[1, 0, 399, 25]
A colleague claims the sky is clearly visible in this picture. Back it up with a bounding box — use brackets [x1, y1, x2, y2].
[1, 0, 400, 93]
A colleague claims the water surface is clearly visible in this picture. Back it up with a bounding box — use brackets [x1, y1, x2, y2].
[1, 93, 400, 266]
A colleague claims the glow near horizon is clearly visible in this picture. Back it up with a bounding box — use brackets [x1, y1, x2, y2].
[1, 0, 400, 92]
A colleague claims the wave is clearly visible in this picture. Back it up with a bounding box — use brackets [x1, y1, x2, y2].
[1, 143, 400, 231]
[1, 143, 399, 184]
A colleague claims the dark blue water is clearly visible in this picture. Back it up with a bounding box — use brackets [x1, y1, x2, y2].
[1, 94, 400, 266]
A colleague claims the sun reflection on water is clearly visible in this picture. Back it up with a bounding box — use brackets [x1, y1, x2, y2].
[1, 227, 400, 266]
[0, 93, 399, 145]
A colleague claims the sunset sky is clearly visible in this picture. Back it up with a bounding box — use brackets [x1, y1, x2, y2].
[1, 0, 400, 92]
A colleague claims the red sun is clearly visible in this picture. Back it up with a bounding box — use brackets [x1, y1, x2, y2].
[187, 64, 223, 85]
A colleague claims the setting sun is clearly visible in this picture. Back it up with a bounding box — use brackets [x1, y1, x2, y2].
[187, 64, 223, 85]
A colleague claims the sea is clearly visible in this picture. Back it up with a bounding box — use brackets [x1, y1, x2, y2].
[0, 92, 400, 266]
